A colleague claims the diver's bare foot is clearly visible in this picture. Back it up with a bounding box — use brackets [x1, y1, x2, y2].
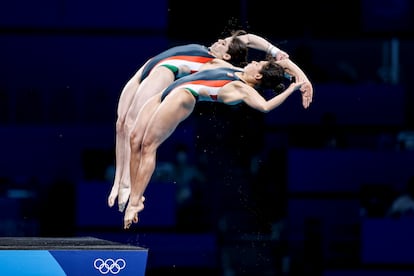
[123, 199, 145, 229]
[107, 182, 120, 208]
[117, 186, 131, 212]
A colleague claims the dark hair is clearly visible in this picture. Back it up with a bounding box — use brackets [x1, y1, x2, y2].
[258, 59, 286, 92]
[226, 30, 248, 68]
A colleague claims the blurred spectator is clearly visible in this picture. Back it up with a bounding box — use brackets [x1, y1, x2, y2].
[396, 129, 414, 151]
[171, 144, 207, 230]
[387, 176, 414, 218]
[152, 143, 208, 230]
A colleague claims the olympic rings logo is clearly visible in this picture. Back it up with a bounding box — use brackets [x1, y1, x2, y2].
[93, 258, 126, 274]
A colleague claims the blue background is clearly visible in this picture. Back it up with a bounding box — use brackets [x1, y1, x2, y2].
[1, 0, 414, 275]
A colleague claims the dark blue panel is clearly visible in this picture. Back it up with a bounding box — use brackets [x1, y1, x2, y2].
[0, 0, 61, 27]
[361, 218, 414, 264]
[265, 83, 405, 126]
[64, 0, 168, 29]
[288, 149, 414, 192]
[76, 180, 176, 228]
[0, 126, 114, 184]
[0, 0, 167, 29]
[362, 0, 413, 33]
[0, 35, 168, 93]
